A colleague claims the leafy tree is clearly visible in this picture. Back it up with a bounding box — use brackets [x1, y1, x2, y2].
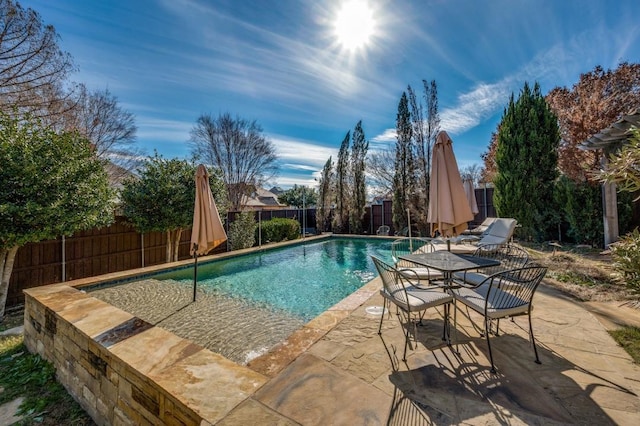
[189, 112, 278, 211]
[493, 82, 560, 241]
[350, 120, 368, 234]
[392, 92, 415, 232]
[0, 112, 115, 320]
[546, 62, 640, 182]
[121, 155, 227, 263]
[277, 185, 318, 208]
[0, 0, 75, 119]
[316, 157, 334, 232]
[480, 127, 500, 182]
[334, 131, 350, 233]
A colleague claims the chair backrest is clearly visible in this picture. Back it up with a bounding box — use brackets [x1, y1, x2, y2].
[376, 225, 390, 236]
[483, 264, 547, 310]
[475, 217, 498, 234]
[391, 237, 435, 264]
[372, 256, 410, 304]
[473, 243, 529, 275]
[477, 218, 517, 245]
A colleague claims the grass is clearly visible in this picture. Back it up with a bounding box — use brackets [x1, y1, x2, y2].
[0, 310, 94, 425]
[0, 308, 24, 332]
[609, 326, 640, 364]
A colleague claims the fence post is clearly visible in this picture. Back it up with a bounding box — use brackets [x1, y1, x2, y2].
[61, 235, 66, 282]
[258, 211, 262, 247]
[141, 233, 145, 268]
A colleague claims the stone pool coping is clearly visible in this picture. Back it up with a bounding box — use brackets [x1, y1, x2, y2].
[22, 234, 390, 424]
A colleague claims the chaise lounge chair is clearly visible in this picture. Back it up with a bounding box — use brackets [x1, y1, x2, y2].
[452, 218, 518, 246]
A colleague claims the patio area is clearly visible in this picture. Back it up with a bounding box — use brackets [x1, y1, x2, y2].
[22, 269, 640, 425]
[241, 281, 640, 425]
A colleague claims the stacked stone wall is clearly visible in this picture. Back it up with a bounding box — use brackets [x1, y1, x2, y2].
[23, 286, 204, 425]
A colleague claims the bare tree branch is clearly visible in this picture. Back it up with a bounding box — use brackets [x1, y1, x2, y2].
[190, 112, 278, 211]
[0, 0, 75, 118]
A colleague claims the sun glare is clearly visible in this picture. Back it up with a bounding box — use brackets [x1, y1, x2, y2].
[334, 0, 375, 50]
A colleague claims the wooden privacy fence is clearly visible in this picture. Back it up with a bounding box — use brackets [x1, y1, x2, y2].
[7, 188, 495, 308]
[7, 217, 195, 308]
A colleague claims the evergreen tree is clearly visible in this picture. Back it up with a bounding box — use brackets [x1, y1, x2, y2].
[350, 121, 369, 234]
[334, 131, 350, 233]
[392, 92, 415, 233]
[317, 157, 334, 232]
[494, 82, 560, 241]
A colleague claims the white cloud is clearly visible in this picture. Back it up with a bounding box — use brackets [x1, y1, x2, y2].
[272, 135, 337, 169]
[135, 117, 192, 143]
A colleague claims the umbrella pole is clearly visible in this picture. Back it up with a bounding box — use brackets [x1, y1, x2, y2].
[192, 243, 198, 302]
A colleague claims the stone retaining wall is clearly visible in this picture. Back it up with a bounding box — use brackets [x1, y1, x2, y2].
[23, 283, 267, 425]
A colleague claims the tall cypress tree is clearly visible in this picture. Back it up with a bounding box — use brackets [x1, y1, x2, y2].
[317, 156, 334, 232]
[350, 121, 369, 233]
[494, 81, 560, 241]
[392, 92, 415, 233]
[334, 131, 350, 233]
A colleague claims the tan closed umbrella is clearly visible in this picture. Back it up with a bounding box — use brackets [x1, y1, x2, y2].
[463, 179, 479, 216]
[191, 164, 227, 301]
[427, 131, 475, 239]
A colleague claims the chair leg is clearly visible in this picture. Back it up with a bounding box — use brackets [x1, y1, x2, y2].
[485, 317, 497, 373]
[378, 299, 387, 335]
[528, 310, 541, 365]
[402, 311, 412, 361]
[441, 304, 450, 343]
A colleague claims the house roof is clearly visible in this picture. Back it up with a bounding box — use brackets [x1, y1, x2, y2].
[240, 187, 285, 209]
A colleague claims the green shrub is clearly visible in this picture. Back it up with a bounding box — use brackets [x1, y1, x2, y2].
[610, 228, 640, 293]
[554, 176, 603, 246]
[260, 218, 300, 243]
[228, 211, 257, 250]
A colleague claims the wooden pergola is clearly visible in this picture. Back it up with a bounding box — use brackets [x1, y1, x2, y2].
[580, 108, 640, 247]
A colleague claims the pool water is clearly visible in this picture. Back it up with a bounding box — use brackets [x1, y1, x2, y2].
[152, 237, 393, 321]
[90, 237, 393, 364]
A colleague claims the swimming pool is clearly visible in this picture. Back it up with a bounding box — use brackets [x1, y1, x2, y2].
[90, 237, 392, 364]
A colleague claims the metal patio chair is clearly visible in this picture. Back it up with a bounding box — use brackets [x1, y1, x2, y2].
[452, 243, 529, 287]
[372, 256, 453, 361]
[391, 237, 444, 285]
[452, 264, 548, 373]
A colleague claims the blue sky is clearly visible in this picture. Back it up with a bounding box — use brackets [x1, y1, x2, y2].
[23, 0, 640, 189]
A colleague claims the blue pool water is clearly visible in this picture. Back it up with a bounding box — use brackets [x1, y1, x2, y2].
[151, 237, 393, 321]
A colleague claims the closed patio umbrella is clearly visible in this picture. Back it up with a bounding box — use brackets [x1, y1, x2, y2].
[463, 179, 479, 216]
[427, 131, 474, 239]
[191, 164, 227, 301]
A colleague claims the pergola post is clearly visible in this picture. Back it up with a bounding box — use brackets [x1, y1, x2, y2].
[580, 108, 640, 248]
[601, 179, 619, 248]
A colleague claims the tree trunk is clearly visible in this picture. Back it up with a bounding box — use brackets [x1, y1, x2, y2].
[172, 229, 182, 262]
[166, 230, 172, 263]
[0, 246, 20, 321]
